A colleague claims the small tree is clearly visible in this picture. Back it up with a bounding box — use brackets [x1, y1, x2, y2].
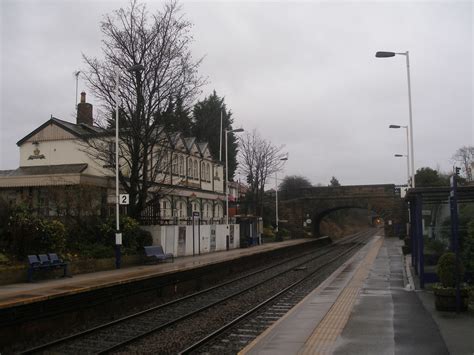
[415, 167, 449, 187]
[437, 252, 464, 288]
[329, 176, 341, 187]
[279, 175, 312, 200]
[452, 146, 474, 182]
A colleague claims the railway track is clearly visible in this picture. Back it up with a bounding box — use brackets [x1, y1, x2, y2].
[21, 229, 376, 354]
[179, 230, 375, 354]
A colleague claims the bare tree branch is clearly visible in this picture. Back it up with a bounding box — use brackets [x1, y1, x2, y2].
[238, 130, 286, 217]
[81, 0, 206, 218]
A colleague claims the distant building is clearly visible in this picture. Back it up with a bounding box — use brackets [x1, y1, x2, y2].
[0, 92, 226, 224]
[228, 181, 248, 217]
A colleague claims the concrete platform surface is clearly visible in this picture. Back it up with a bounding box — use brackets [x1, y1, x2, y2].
[242, 236, 474, 355]
[0, 239, 311, 310]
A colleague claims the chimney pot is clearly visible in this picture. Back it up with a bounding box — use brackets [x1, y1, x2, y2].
[77, 92, 93, 126]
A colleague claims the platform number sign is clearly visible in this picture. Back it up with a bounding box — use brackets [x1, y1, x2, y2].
[119, 194, 129, 205]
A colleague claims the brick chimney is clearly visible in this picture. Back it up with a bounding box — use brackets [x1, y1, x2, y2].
[77, 92, 93, 125]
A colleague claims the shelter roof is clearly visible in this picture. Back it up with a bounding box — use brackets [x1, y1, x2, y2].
[405, 185, 474, 203]
[3, 164, 88, 176]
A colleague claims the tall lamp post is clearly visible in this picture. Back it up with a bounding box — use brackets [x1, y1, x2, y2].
[394, 154, 410, 187]
[225, 128, 244, 226]
[389, 124, 411, 187]
[114, 63, 144, 269]
[376, 51, 415, 187]
[275, 157, 288, 233]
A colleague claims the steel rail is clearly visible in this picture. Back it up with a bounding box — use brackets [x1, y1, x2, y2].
[97, 233, 369, 354]
[179, 232, 373, 354]
[21, 231, 371, 354]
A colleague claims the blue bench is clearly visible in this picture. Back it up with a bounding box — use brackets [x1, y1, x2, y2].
[27, 253, 69, 282]
[144, 245, 174, 263]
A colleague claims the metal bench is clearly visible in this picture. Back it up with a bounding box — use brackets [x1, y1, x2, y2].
[27, 253, 69, 282]
[144, 245, 174, 263]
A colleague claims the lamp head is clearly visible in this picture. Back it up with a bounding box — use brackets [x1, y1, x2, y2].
[376, 51, 396, 58]
[389, 125, 401, 129]
[394, 154, 404, 157]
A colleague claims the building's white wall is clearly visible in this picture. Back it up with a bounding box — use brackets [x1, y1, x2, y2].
[19, 139, 112, 177]
[213, 165, 224, 193]
[141, 223, 240, 257]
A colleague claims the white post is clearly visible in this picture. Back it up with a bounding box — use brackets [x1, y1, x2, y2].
[405, 51, 415, 187]
[225, 129, 229, 226]
[219, 110, 223, 162]
[115, 68, 121, 269]
[405, 126, 410, 187]
[275, 171, 279, 233]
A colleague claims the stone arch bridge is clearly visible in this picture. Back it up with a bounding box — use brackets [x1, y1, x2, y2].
[279, 184, 405, 238]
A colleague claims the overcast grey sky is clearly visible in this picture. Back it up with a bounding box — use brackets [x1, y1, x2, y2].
[1, 0, 472, 186]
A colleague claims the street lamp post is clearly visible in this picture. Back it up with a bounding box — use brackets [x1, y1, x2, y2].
[275, 157, 288, 233]
[394, 154, 410, 187]
[225, 128, 244, 226]
[114, 63, 144, 269]
[390, 124, 411, 187]
[376, 51, 415, 187]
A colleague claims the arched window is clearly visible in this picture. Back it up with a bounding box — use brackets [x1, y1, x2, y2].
[178, 201, 186, 217]
[204, 203, 211, 218]
[188, 159, 193, 177]
[162, 153, 169, 173]
[214, 203, 223, 218]
[179, 156, 184, 175]
[193, 160, 198, 179]
[201, 161, 205, 181]
[172, 155, 178, 174]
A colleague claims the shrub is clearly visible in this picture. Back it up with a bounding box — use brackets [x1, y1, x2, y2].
[99, 216, 152, 255]
[436, 252, 465, 288]
[462, 220, 474, 272]
[75, 243, 115, 259]
[263, 227, 275, 240]
[0, 253, 10, 265]
[4, 204, 66, 259]
[425, 238, 446, 255]
[38, 219, 66, 253]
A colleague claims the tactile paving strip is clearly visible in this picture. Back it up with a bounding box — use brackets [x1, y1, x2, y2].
[298, 237, 383, 355]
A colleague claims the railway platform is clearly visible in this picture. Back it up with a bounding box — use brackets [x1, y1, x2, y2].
[241, 235, 474, 355]
[0, 238, 313, 310]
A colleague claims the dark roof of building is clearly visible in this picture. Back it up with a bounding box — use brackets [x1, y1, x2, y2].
[17, 117, 108, 146]
[15, 116, 219, 161]
[1, 164, 88, 176]
[0, 170, 16, 177]
[184, 137, 196, 152]
[197, 142, 208, 155]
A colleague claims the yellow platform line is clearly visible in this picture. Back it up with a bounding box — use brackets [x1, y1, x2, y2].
[298, 236, 383, 355]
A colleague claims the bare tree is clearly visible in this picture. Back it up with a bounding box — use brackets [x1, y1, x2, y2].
[81, 0, 205, 218]
[239, 130, 286, 216]
[452, 146, 474, 181]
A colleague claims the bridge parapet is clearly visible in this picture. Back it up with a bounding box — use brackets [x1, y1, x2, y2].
[281, 184, 395, 199]
[279, 184, 405, 239]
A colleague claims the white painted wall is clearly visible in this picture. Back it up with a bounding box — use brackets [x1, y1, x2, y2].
[20, 139, 112, 177]
[141, 223, 240, 257]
